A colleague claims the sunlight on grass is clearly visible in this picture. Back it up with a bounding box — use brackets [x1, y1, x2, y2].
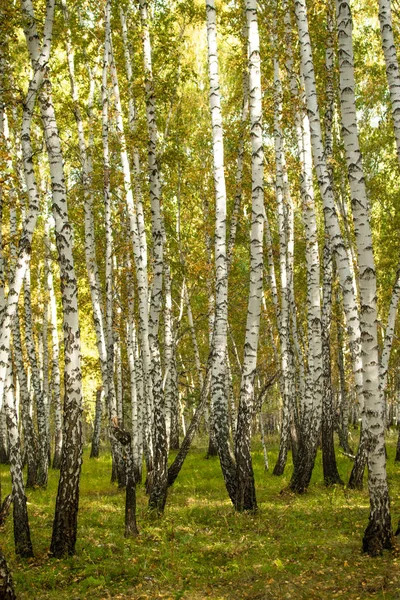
[1, 436, 400, 599]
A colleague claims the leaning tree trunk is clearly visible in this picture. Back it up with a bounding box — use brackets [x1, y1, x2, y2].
[336, 0, 392, 555]
[0, 0, 55, 407]
[22, 2, 84, 555]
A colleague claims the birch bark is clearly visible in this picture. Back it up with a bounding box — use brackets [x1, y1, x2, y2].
[22, 0, 84, 556]
[0, 0, 54, 403]
[336, 0, 392, 554]
[234, 0, 264, 511]
[139, 0, 169, 513]
[24, 266, 48, 487]
[4, 363, 33, 557]
[294, 0, 364, 420]
[378, 0, 400, 163]
[320, 1, 343, 486]
[206, 0, 236, 502]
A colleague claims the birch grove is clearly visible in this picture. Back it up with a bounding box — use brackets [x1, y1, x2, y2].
[0, 0, 399, 567]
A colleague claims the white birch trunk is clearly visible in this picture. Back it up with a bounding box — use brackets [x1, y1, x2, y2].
[61, 0, 108, 405]
[234, 0, 264, 511]
[206, 0, 236, 502]
[336, 0, 392, 553]
[294, 0, 364, 419]
[0, 0, 54, 404]
[22, 0, 84, 556]
[139, 0, 169, 512]
[24, 266, 48, 487]
[4, 363, 33, 557]
[126, 261, 143, 481]
[44, 216, 62, 469]
[378, 0, 400, 163]
[381, 265, 400, 392]
[107, 1, 154, 473]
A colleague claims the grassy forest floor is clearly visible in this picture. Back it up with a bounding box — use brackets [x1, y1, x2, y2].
[2, 432, 400, 599]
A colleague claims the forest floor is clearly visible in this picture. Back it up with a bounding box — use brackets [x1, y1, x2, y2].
[2, 432, 400, 599]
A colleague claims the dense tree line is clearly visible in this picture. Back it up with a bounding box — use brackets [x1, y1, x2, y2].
[0, 0, 400, 589]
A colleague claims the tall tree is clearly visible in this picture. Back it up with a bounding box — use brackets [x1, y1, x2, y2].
[336, 0, 392, 554]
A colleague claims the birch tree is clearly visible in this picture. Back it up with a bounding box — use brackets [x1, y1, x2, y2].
[21, 0, 84, 557]
[234, 0, 264, 512]
[206, 0, 236, 503]
[336, 0, 392, 554]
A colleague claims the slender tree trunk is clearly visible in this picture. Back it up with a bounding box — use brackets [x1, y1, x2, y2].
[381, 264, 400, 394]
[294, 0, 364, 420]
[271, 2, 300, 476]
[90, 388, 103, 459]
[12, 307, 38, 487]
[119, 7, 154, 475]
[139, 0, 168, 513]
[113, 427, 139, 538]
[4, 363, 33, 558]
[321, 238, 343, 486]
[45, 221, 62, 470]
[126, 252, 143, 481]
[336, 0, 392, 554]
[22, 1, 84, 555]
[168, 358, 212, 486]
[24, 267, 49, 487]
[0, 0, 55, 407]
[203, 199, 218, 459]
[379, 0, 400, 164]
[206, 0, 236, 503]
[234, 0, 264, 512]
[335, 290, 352, 453]
[0, 548, 16, 600]
[259, 413, 269, 471]
[321, 2, 343, 486]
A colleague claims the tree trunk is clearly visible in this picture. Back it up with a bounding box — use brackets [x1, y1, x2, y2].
[113, 427, 139, 538]
[0, 548, 16, 600]
[321, 239, 343, 486]
[205, 0, 237, 504]
[12, 308, 38, 487]
[90, 388, 103, 459]
[379, 0, 400, 164]
[24, 267, 48, 488]
[139, 0, 168, 513]
[294, 0, 364, 419]
[336, 0, 392, 554]
[5, 363, 33, 558]
[234, 0, 265, 512]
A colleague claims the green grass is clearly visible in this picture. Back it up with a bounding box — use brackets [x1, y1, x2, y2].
[2, 433, 400, 599]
